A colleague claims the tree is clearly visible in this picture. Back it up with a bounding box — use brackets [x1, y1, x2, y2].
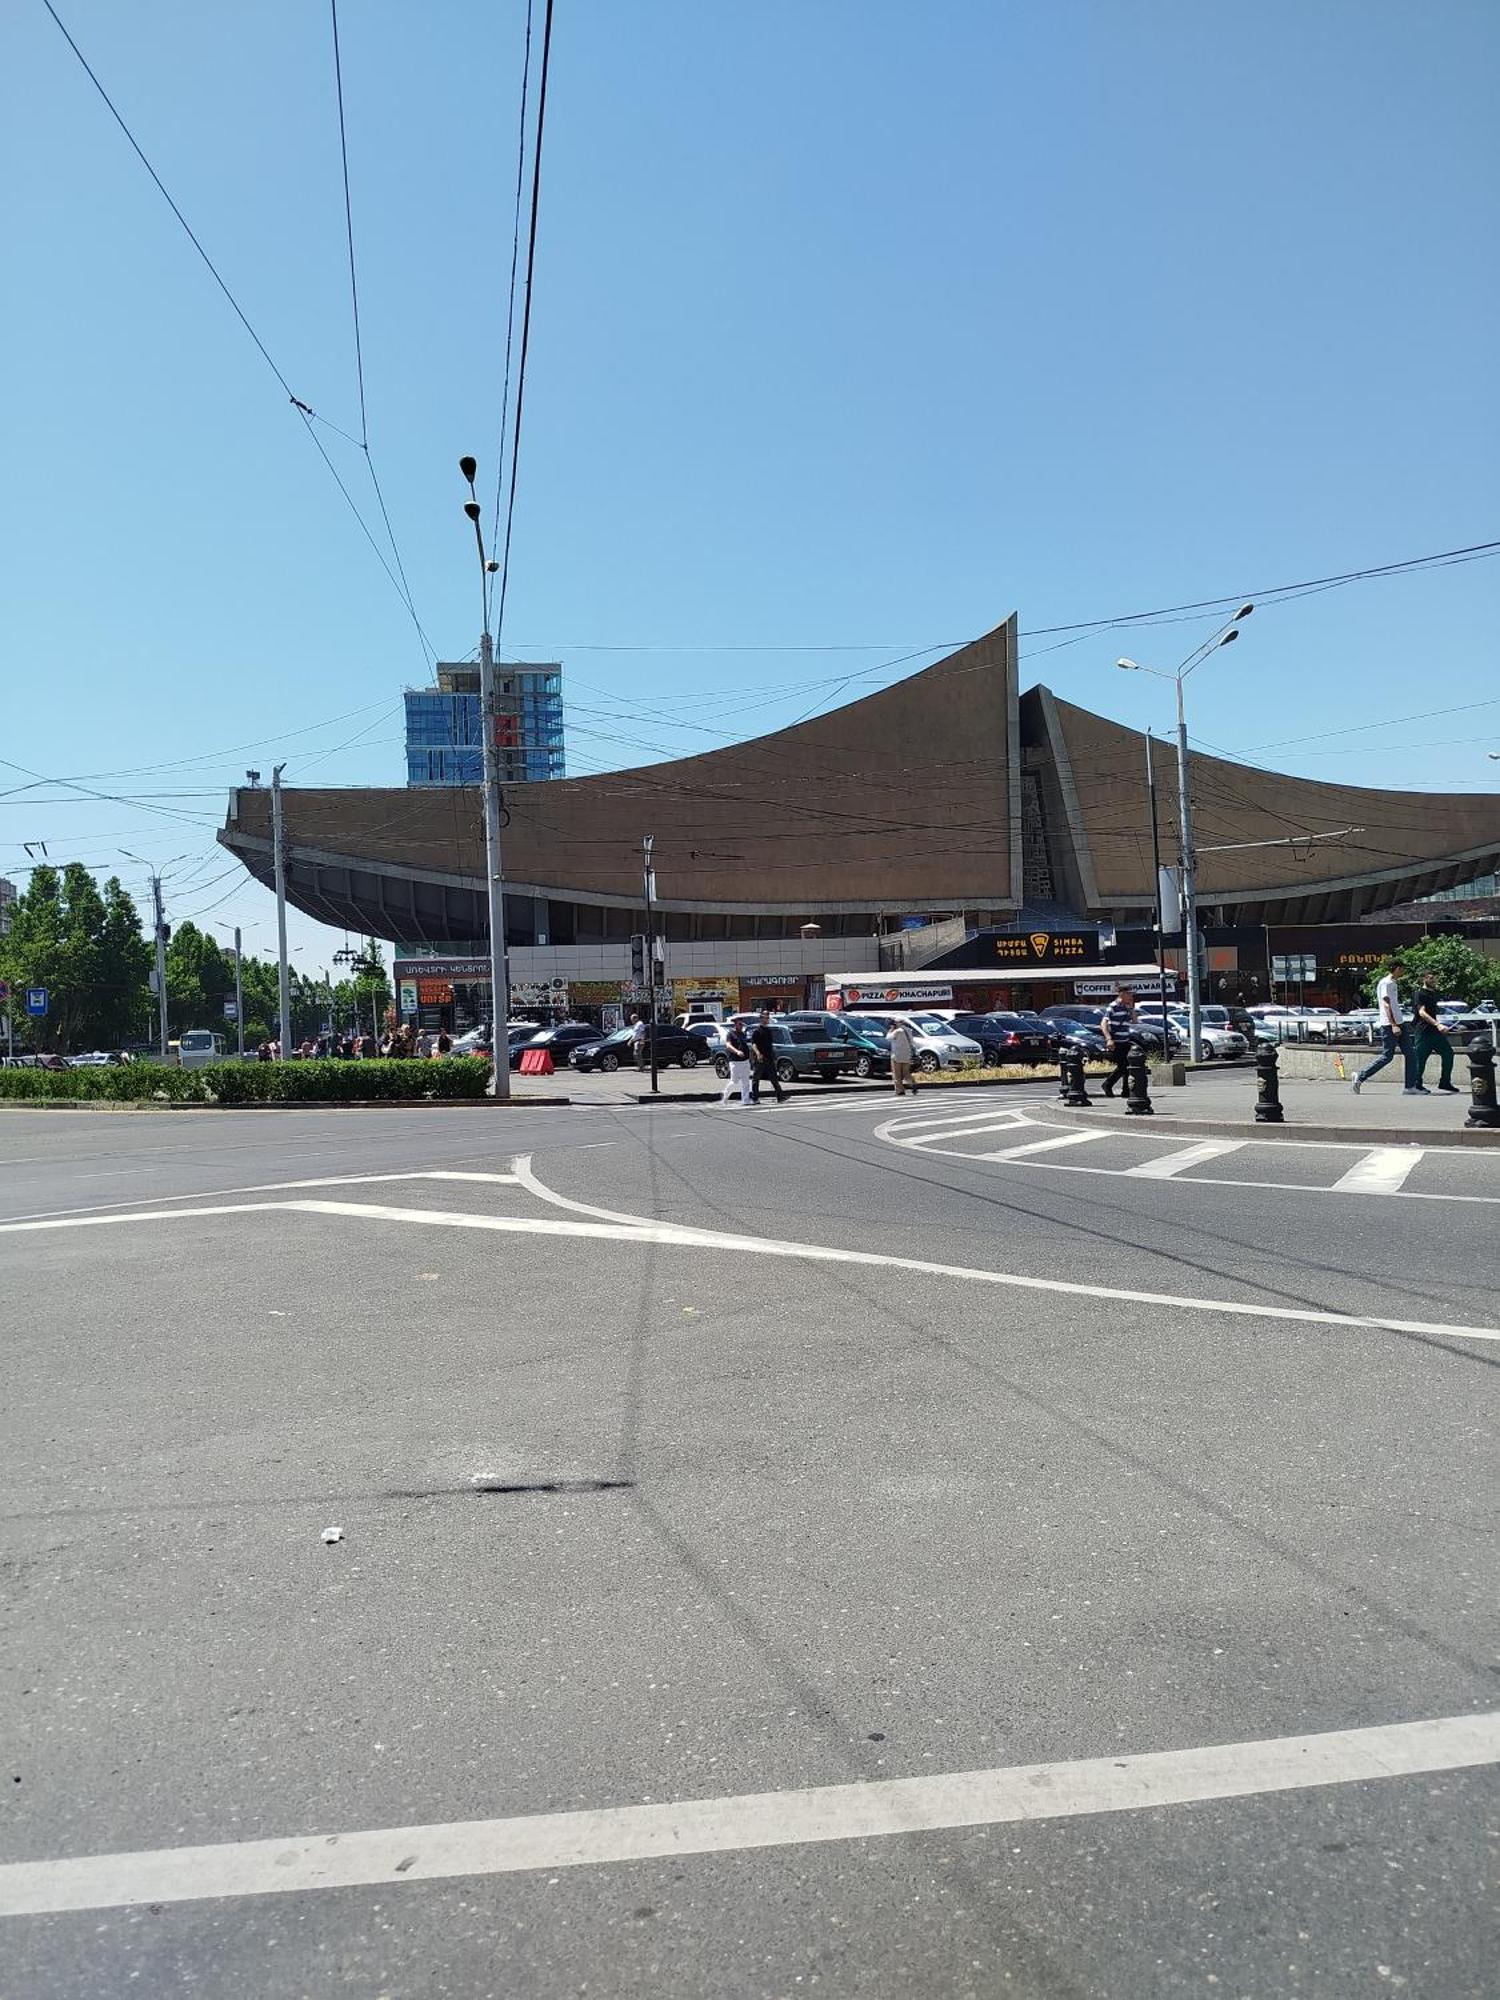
[0, 864, 151, 1052]
[1362, 936, 1500, 1007]
[164, 922, 233, 1036]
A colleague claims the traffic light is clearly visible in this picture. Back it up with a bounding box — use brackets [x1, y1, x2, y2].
[630, 934, 646, 984]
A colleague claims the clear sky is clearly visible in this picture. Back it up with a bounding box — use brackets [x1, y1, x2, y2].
[4, 0, 1497, 973]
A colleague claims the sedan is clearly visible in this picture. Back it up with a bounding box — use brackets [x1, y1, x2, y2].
[712, 1023, 856, 1085]
[569, 1026, 706, 1073]
[509, 1022, 610, 1069]
[951, 1011, 1055, 1066]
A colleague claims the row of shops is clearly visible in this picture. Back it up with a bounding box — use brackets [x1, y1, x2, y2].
[394, 917, 1498, 1035]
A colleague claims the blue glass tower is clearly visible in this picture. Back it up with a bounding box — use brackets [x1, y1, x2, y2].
[404, 663, 565, 787]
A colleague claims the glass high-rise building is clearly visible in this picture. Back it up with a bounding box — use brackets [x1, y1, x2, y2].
[404, 662, 565, 787]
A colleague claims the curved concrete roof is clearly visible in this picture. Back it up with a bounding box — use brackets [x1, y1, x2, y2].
[219, 611, 1500, 938]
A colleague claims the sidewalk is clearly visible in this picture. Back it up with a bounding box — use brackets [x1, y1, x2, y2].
[1052, 1066, 1498, 1148]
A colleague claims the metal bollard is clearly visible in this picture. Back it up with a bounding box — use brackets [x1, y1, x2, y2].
[1254, 1040, 1285, 1124]
[1057, 1048, 1072, 1101]
[1466, 1044, 1500, 1130]
[1063, 1045, 1092, 1108]
[1124, 1043, 1154, 1115]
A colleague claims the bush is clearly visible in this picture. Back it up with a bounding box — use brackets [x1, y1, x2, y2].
[0, 1057, 493, 1105]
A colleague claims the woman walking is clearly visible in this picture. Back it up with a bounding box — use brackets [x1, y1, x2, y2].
[719, 1020, 753, 1106]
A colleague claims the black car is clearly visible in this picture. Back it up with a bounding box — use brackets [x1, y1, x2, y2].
[1039, 1003, 1181, 1056]
[569, 1025, 706, 1073]
[712, 1022, 856, 1084]
[952, 1011, 1055, 1066]
[510, 1022, 610, 1069]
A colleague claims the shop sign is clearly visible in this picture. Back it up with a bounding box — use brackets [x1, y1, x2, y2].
[1073, 976, 1178, 999]
[993, 932, 1093, 964]
[1334, 950, 1388, 968]
[393, 956, 489, 981]
[417, 978, 453, 1005]
[672, 976, 740, 1015]
[842, 982, 954, 1005]
[397, 980, 418, 1017]
[512, 978, 569, 1010]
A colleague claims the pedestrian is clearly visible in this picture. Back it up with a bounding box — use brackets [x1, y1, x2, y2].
[885, 1017, 916, 1096]
[1100, 984, 1137, 1098]
[433, 1030, 452, 1059]
[630, 1011, 649, 1071]
[748, 1007, 786, 1104]
[1351, 957, 1406, 1095]
[1406, 970, 1459, 1094]
[256, 1039, 272, 1063]
[719, 1020, 753, 1106]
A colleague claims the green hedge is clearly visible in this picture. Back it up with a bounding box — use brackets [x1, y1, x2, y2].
[0, 1058, 493, 1105]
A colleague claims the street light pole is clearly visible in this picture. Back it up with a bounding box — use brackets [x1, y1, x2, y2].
[1118, 605, 1253, 1063]
[233, 925, 245, 1059]
[271, 763, 293, 1059]
[121, 850, 172, 1060]
[459, 456, 512, 1101]
[643, 833, 659, 1095]
[1143, 731, 1171, 1035]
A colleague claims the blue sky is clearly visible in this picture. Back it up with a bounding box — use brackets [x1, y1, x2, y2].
[4, 0, 1497, 972]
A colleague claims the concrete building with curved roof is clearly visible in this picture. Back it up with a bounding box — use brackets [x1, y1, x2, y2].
[218, 613, 1500, 1023]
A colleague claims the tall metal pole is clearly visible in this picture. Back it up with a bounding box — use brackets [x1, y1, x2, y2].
[232, 925, 245, 1059]
[271, 763, 293, 1059]
[643, 833, 659, 1095]
[1143, 732, 1171, 1036]
[1174, 679, 1202, 1064]
[478, 630, 513, 1101]
[150, 872, 169, 1060]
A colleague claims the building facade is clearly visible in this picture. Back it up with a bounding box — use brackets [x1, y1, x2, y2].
[404, 662, 565, 787]
[221, 613, 1500, 1028]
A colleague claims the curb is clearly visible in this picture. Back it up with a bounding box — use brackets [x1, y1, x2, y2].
[1045, 1101, 1498, 1150]
[0, 1096, 573, 1113]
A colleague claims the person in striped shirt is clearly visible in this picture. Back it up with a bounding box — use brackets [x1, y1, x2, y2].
[1101, 985, 1138, 1098]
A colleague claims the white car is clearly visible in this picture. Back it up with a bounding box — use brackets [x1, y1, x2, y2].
[853, 1012, 984, 1073]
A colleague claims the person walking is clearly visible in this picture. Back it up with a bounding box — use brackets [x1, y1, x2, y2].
[719, 1020, 753, 1106]
[1100, 984, 1137, 1098]
[1406, 971, 1458, 1094]
[885, 1018, 916, 1096]
[631, 1012, 649, 1072]
[749, 1008, 786, 1104]
[1351, 957, 1406, 1094]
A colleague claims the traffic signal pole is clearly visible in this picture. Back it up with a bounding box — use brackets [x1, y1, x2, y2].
[150, 870, 169, 1060]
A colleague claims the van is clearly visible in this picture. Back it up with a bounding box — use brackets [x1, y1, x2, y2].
[178, 1029, 226, 1070]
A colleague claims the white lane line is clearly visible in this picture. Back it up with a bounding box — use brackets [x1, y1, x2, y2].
[1332, 1148, 1425, 1196]
[881, 1108, 1037, 1136]
[978, 1131, 1109, 1163]
[1126, 1141, 1247, 1180]
[0, 1168, 518, 1228]
[2, 1709, 1493, 1917]
[6, 1190, 1498, 1346]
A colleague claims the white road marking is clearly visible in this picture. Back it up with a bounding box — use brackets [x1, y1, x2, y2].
[1126, 1141, 1247, 1180]
[1332, 1148, 1425, 1195]
[0, 1167, 517, 1228]
[1, 1709, 1493, 1917]
[6, 1181, 1497, 1345]
[978, 1131, 1109, 1162]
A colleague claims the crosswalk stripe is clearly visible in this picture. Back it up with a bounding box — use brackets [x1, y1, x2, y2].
[1331, 1147, 1425, 1195]
[1125, 1141, 1247, 1180]
[979, 1131, 1109, 1162]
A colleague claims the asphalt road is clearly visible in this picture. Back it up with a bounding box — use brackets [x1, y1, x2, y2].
[2, 1095, 1496, 1999]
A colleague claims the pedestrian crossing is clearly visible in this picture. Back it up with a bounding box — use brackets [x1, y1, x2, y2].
[874, 1108, 1500, 1205]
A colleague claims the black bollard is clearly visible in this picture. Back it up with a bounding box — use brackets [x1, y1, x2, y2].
[1254, 1040, 1285, 1124]
[1063, 1044, 1092, 1108]
[1056, 1048, 1071, 1101]
[1466, 1043, 1500, 1130]
[1124, 1042, 1154, 1115]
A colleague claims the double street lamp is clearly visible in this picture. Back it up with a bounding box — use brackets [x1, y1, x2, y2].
[458, 455, 512, 1102]
[1118, 605, 1253, 1063]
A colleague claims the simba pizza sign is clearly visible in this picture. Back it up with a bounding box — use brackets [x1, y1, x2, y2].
[993, 932, 1093, 963]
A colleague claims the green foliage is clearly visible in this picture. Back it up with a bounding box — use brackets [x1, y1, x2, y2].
[0, 1058, 493, 1105]
[1360, 937, 1500, 1007]
[0, 864, 152, 1052]
[165, 921, 233, 1036]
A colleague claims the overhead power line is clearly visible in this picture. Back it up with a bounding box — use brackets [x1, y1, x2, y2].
[39, 0, 433, 664]
[487, 0, 537, 629]
[493, 0, 557, 652]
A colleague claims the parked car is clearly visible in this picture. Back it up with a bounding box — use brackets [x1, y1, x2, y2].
[711, 1021, 856, 1085]
[509, 1022, 610, 1069]
[1163, 1011, 1248, 1060]
[570, 1025, 706, 1072]
[951, 1011, 1055, 1066]
[67, 1050, 132, 1067]
[783, 1011, 891, 1076]
[848, 1012, 984, 1073]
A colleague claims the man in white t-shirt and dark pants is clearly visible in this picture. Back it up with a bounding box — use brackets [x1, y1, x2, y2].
[1351, 958, 1406, 1094]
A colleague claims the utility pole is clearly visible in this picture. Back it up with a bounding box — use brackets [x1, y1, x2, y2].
[460, 456, 512, 1103]
[232, 925, 245, 1059]
[149, 871, 169, 1060]
[1143, 732, 1171, 1037]
[271, 763, 292, 1059]
[1172, 678, 1203, 1065]
[642, 834, 660, 1095]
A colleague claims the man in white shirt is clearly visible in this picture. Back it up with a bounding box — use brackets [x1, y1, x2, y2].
[1351, 958, 1405, 1094]
[630, 1012, 649, 1071]
[886, 1019, 916, 1096]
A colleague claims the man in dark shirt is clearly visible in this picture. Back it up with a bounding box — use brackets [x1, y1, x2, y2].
[1407, 972, 1457, 1093]
[1101, 985, 1137, 1099]
[749, 1008, 786, 1104]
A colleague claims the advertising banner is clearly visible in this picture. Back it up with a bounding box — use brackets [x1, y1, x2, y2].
[840, 982, 954, 1005]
